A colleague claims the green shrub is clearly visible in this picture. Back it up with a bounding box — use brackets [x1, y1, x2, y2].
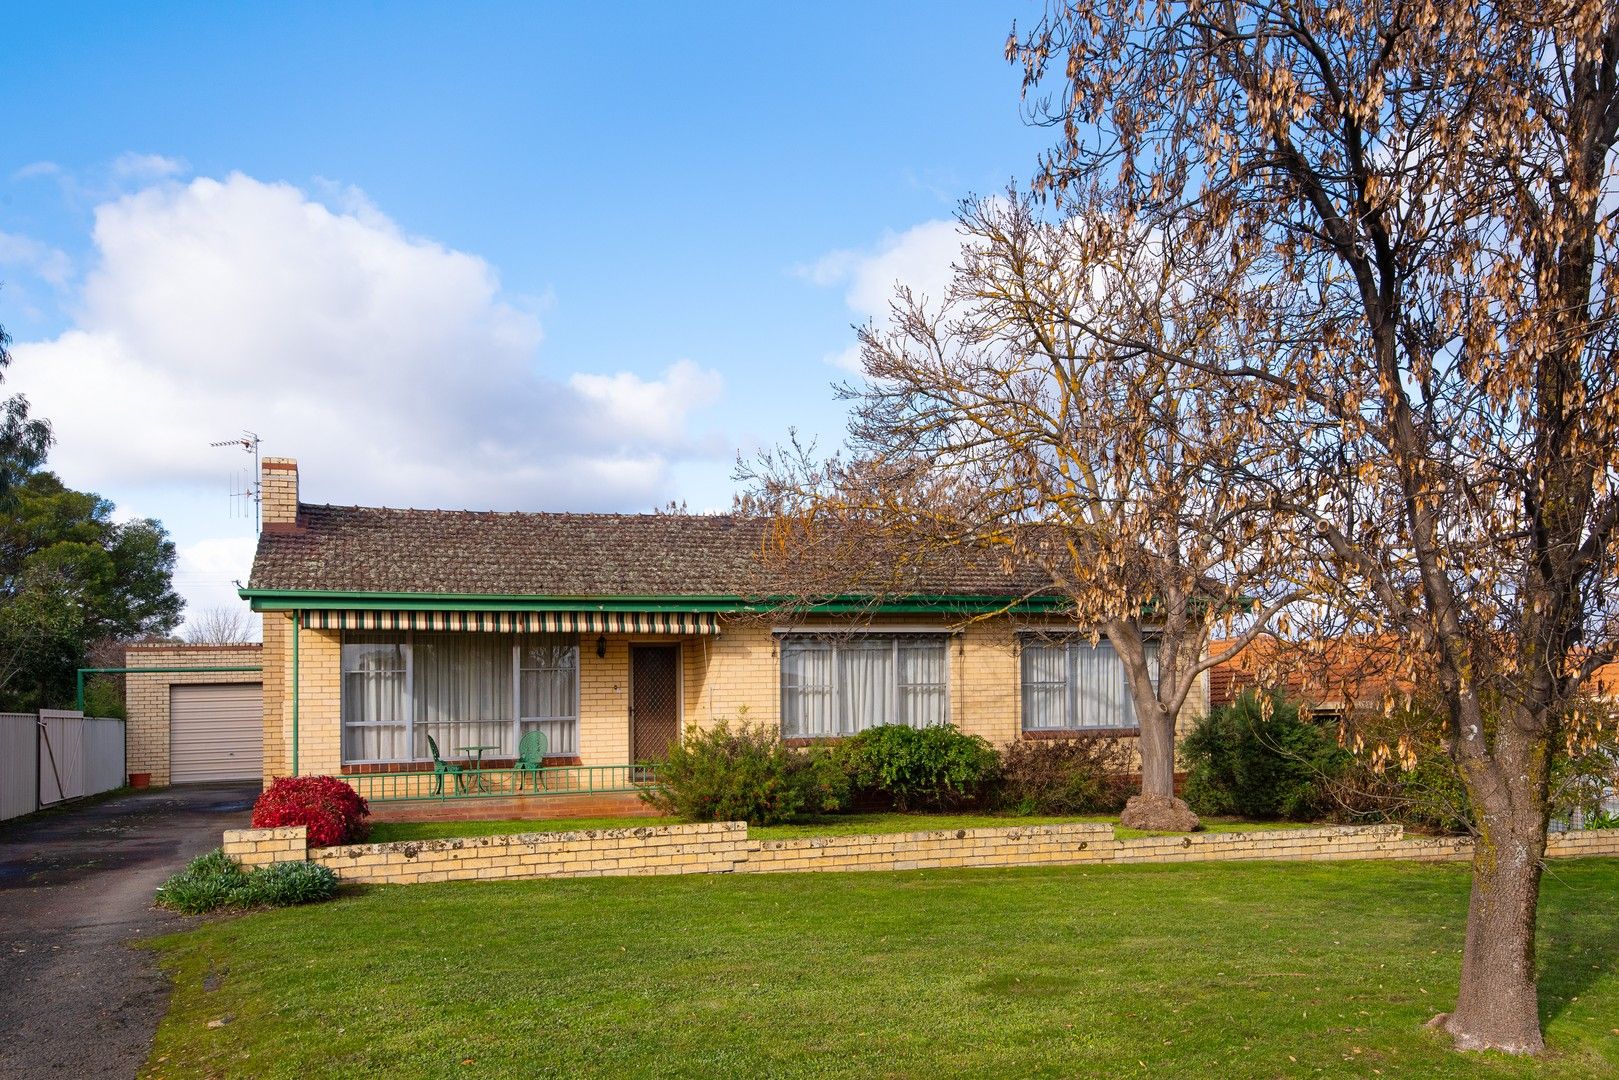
[1585, 809, 1619, 830]
[1182, 692, 1351, 820]
[995, 736, 1133, 815]
[155, 849, 340, 915]
[837, 724, 1000, 811]
[155, 850, 252, 915]
[641, 719, 848, 825]
[241, 860, 339, 906]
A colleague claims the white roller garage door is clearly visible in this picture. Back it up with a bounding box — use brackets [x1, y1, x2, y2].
[170, 683, 263, 783]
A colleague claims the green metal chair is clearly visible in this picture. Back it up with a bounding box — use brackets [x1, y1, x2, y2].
[514, 729, 549, 791]
[426, 735, 467, 796]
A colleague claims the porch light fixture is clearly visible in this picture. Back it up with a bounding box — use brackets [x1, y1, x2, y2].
[596, 634, 607, 658]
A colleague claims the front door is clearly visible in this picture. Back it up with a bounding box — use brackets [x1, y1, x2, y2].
[631, 645, 680, 763]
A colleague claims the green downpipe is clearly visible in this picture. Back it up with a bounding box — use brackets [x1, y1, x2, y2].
[292, 610, 301, 776]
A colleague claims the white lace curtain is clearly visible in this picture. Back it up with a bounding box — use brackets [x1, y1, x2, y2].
[1020, 638, 1157, 730]
[781, 636, 949, 738]
[341, 632, 578, 763]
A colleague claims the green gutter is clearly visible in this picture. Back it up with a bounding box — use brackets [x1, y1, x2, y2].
[238, 588, 1072, 615]
[75, 666, 263, 711]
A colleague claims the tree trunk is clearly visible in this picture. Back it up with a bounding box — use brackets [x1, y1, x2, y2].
[1442, 779, 1549, 1054]
[1137, 706, 1177, 798]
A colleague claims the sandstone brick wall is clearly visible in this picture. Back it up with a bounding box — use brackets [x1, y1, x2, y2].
[1112, 823, 1410, 863]
[220, 820, 1619, 886]
[738, 822, 1113, 873]
[223, 825, 308, 869]
[308, 821, 750, 884]
[124, 642, 264, 787]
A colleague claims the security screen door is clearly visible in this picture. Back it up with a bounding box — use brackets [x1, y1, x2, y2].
[631, 645, 680, 763]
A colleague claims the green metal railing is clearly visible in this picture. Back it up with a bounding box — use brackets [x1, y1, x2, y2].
[346, 763, 663, 803]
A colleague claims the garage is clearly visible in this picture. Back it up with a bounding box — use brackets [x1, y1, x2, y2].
[169, 683, 264, 783]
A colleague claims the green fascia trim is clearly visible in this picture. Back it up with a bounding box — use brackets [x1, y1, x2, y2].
[238, 588, 1072, 616]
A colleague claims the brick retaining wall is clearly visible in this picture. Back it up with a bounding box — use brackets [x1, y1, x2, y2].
[222, 820, 1619, 886]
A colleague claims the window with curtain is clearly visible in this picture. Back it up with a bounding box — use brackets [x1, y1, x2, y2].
[340, 632, 579, 764]
[341, 634, 408, 762]
[1019, 637, 1157, 731]
[519, 639, 580, 756]
[412, 632, 513, 760]
[780, 634, 949, 738]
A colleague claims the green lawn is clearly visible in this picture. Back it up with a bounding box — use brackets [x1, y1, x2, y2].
[366, 811, 1319, 845]
[145, 859, 1619, 1078]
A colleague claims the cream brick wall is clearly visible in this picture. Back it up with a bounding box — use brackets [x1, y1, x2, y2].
[260, 458, 299, 525]
[682, 621, 778, 732]
[261, 612, 288, 782]
[257, 616, 342, 787]
[579, 635, 633, 762]
[124, 642, 265, 787]
[259, 614, 1220, 780]
[220, 819, 1619, 885]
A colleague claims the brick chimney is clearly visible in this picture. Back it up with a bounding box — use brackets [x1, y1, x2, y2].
[261, 457, 301, 532]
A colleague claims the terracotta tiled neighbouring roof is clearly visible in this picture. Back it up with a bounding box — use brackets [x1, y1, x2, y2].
[1207, 634, 1416, 713]
[246, 503, 1054, 600]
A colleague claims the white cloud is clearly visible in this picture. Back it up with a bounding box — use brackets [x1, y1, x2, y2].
[171, 535, 260, 639]
[802, 218, 965, 317]
[9, 172, 726, 512]
[0, 230, 73, 287]
[799, 218, 967, 370]
[11, 161, 62, 182]
[110, 152, 188, 182]
[570, 359, 724, 446]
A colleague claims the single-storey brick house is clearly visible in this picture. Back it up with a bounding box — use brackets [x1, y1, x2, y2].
[243, 458, 1207, 810]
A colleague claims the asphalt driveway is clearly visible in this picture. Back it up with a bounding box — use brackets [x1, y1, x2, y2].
[0, 783, 256, 1079]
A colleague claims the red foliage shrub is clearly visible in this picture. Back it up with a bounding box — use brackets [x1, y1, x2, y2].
[251, 776, 370, 847]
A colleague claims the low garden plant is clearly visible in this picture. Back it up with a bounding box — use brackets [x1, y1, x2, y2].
[994, 735, 1132, 815]
[836, 723, 1000, 811]
[251, 775, 371, 846]
[155, 849, 338, 915]
[641, 718, 848, 825]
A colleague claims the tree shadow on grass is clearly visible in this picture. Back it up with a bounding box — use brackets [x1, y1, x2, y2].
[1534, 860, 1619, 1025]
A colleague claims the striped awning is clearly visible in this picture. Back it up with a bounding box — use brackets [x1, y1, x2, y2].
[299, 610, 721, 635]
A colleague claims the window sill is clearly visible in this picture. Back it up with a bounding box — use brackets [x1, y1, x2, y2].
[1019, 727, 1141, 740]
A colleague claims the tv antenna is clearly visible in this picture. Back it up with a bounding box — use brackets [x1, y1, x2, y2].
[211, 431, 262, 530]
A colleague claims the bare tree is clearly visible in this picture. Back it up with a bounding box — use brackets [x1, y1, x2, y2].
[182, 605, 257, 646]
[1012, 0, 1619, 1054]
[744, 192, 1300, 826]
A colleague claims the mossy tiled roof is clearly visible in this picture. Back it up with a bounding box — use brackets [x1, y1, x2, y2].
[247, 503, 1052, 601]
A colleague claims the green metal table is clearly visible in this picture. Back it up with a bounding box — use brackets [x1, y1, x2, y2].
[457, 744, 499, 792]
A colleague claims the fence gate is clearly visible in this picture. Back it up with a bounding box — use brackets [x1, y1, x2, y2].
[38, 709, 86, 805]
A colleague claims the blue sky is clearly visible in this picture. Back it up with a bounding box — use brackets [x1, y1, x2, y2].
[1, 2, 1047, 627]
